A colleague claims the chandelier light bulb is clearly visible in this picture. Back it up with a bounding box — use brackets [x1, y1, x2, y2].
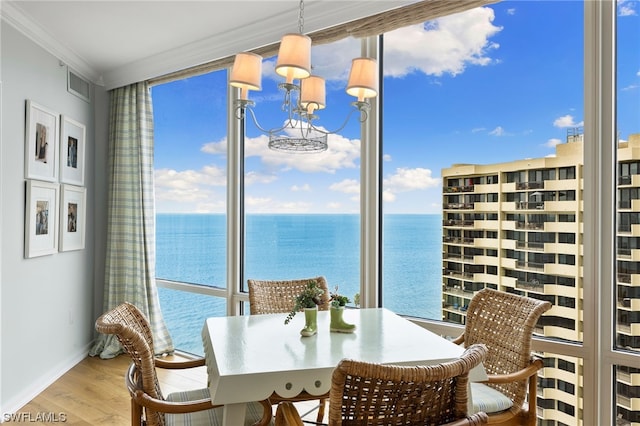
[346, 57, 378, 102]
[275, 33, 312, 84]
[230, 52, 263, 100]
[301, 75, 326, 114]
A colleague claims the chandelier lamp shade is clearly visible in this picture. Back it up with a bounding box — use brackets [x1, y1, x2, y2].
[229, 1, 378, 153]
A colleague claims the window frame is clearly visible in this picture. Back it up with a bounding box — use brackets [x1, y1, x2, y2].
[212, 2, 637, 425]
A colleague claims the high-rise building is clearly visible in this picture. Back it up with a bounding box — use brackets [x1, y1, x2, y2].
[441, 132, 640, 425]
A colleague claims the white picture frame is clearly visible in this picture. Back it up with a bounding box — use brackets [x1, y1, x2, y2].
[25, 100, 59, 182]
[59, 184, 86, 252]
[60, 116, 86, 185]
[25, 179, 60, 258]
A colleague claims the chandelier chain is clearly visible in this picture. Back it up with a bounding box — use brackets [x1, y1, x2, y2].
[298, 0, 304, 34]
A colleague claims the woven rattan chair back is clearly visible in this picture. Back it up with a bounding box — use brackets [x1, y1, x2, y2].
[95, 302, 166, 426]
[462, 288, 551, 416]
[327, 344, 488, 426]
[248, 276, 330, 315]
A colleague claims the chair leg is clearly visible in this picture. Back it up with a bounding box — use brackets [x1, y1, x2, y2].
[253, 399, 274, 426]
[131, 398, 143, 426]
[522, 374, 539, 426]
[316, 398, 326, 423]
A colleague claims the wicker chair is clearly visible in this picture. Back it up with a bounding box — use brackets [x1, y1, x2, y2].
[274, 344, 490, 426]
[452, 288, 552, 426]
[248, 276, 331, 315]
[247, 276, 330, 425]
[95, 302, 271, 426]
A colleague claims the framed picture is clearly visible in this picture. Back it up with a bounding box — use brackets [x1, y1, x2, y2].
[25, 179, 60, 258]
[59, 184, 86, 252]
[25, 100, 59, 182]
[60, 116, 86, 185]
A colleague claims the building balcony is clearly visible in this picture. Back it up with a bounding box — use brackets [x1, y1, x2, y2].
[617, 322, 640, 336]
[516, 279, 545, 292]
[443, 185, 475, 193]
[618, 297, 640, 311]
[515, 221, 545, 230]
[516, 201, 546, 210]
[516, 181, 544, 190]
[516, 260, 546, 271]
[516, 241, 545, 251]
[442, 285, 475, 298]
[443, 219, 475, 227]
[443, 203, 475, 210]
[616, 394, 640, 411]
[443, 236, 475, 245]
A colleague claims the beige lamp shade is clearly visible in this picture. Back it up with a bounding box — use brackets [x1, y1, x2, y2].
[230, 52, 263, 100]
[346, 57, 378, 102]
[275, 33, 312, 84]
[300, 75, 326, 114]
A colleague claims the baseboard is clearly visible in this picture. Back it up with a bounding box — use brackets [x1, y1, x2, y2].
[0, 341, 93, 422]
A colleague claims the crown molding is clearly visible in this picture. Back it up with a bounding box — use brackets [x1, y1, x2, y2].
[1, 1, 102, 85]
[2, 1, 413, 90]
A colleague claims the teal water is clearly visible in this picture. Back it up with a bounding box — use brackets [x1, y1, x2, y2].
[156, 213, 442, 354]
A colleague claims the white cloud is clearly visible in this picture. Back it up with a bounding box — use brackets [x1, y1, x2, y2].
[383, 154, 392, 162]
[545, 138, 562, 148]
[383, 7, 502, 78]
[245, 170, 277, 185]
[155, 166, 226, 189]
[553, 114, 584, 128]
[471, 127, 486, 133]
[327, 202, 342, 210]
[383, 188, 396, 202]
[618, 0, 637, 16]
[201, 138, 226, 155]
[622, 84, 639, 91]
[489, 126, 508, 136]
[383, 167, 441, 194]
[291, 184, 311, 192]
[329, 179, 360, 194]
[506, 8, 516, 15]
[155, 166, 227, 212]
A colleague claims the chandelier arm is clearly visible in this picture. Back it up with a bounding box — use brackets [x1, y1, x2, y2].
[243, 105, 305, 137]
[306, 104, 367, 136]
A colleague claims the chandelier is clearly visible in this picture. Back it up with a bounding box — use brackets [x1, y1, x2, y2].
[229, 0, 378, 153]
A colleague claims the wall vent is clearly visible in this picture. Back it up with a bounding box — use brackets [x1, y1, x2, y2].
[67, 68, 91, 102]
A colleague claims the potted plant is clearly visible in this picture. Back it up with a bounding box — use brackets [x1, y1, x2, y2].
[329, 287, 356, 333]
[284, 280, 324, 336]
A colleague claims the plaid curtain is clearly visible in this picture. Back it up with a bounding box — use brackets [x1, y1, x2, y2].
[90, 82, 174, 358]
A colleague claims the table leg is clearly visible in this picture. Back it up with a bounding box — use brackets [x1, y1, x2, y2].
[222, 402, 247, 426]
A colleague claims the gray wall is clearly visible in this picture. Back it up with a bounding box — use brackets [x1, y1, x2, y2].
[0, 23, 108, 413]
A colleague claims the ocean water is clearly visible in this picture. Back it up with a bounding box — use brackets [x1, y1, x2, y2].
[156, 213, 443, 354]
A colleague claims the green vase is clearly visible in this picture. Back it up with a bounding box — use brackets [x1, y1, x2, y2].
[300, 307, 318, 337]
[330, 306, 356, 333]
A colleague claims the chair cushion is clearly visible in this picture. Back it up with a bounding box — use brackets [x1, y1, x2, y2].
[166, 388, 269, 426]
[470, 382, 514, 414]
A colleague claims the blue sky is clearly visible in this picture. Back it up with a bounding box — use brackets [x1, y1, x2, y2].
[152, 0, 639, 214]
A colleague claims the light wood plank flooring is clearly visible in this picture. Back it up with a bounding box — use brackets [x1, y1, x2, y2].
[16, 354, 322, 425]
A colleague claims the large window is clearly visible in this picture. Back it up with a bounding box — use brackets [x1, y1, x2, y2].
[150, 1, 638, 422]
[152, 69, 229, 354]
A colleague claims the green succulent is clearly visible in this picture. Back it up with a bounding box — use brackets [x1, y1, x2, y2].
[330, 286, 350, 308]
[284, 280, 324, 325]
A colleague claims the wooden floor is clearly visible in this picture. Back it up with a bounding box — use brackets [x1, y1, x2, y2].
[17, 354, 322, 425]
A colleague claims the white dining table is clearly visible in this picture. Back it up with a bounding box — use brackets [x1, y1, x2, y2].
[201, 307, 486, 426]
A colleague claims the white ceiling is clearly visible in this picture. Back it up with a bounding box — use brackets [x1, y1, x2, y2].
[2, 1, 412, 89]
